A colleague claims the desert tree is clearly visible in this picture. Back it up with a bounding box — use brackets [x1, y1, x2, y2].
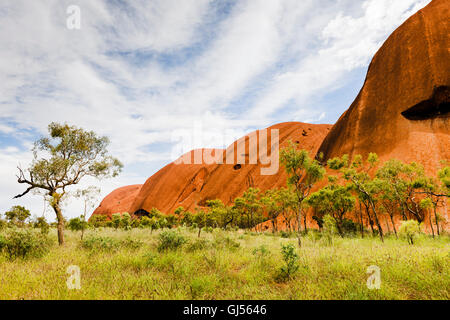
[306, 180, 355, 237]
[280, 142, 325, 246]
[414, 163, 450, 236]
[277, 187, 297, 233]
[193, 208, 215, 237]
[14, 122, 122, 245]
[207, 199, 237, 230]
[67, 216, 89, 238]
[4, 205, 31, 227]
[376, 159, 409, 220]
[328, 153, 385, 242]
[233, 188, 263, 230]
[377, 178, 401, 238]
[74, 186, 101, 240]
[260, 189, 283, 233]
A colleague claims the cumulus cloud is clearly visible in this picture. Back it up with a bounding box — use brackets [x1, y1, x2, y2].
[0, 0, 431, 219]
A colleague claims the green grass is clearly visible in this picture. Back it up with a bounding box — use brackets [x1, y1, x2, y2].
[0, 228, 448, 300]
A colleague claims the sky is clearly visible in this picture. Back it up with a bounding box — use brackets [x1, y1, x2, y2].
[0, 0, 431, 221]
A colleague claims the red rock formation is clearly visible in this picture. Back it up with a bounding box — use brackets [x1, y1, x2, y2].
[317, 0, 449, 171]
[91, 185, 142, 219]
[92, 0, 449, 230]
[129, 122, 331, 215]
[91, 122, 330, 219]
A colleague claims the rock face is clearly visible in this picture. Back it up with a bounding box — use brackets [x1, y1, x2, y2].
[92, 185, 142, 219]
[317, 0, 450, 171]
[91, 122, 331, 218]
[129, 122, 331, 215]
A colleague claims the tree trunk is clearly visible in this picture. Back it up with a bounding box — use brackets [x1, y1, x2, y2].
[369, 200, 384, 243]
[365, 205, 375, 236]
[52, 202, 65, 245]
[385, 219, 391, 235]
[390, 215, 398, 239]
[434, 206, 440, 236]
[428, 210, 435, 238]
[297, 207, 302, 248]
[198, 227, 202, 238]
[359, 203, 364, 238]
[303, 212, 308, 234]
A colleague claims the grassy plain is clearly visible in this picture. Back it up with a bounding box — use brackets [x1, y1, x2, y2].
[0, 228, 448, 300]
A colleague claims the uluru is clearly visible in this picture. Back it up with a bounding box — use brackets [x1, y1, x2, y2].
[91, 0, 449, 223]
[93, 122, 331, 218]
[317, 0, 449, 171]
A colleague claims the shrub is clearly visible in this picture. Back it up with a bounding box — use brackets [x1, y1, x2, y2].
[0, 219, 7, 231]
[157, 230, 187, 252]
[0, 228, 53, 260]
[280, 231, 292, 238]
[81, 235, 120, 252]
[252, 245, 270, 259]
[341, 218, 358, 235]
[33, 217, 50, 235]
[111, 213, 122, 230]
[131, 218, 141, 229]
[213, 233, 240, 250]
[275, 243, 300, 282]
[186, 238, 210, 252]
[89, 215, 107, 228]
[322, 215, 337, 245]
[121, 237, 144, 250]
[4, 205, 31, 227]
[67, 217, 88, 234]
[121, 213, 132, 230]
[190, 276, 214, 299]
[399, 220, 421, 245]
[143, 252, 157, 267]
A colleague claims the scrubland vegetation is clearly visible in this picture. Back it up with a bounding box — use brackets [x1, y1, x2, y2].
[0, 227, 448, 300]
[2, 122, 449, 300]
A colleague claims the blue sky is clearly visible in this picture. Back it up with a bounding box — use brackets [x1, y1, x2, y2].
[0, 0, 431, 220]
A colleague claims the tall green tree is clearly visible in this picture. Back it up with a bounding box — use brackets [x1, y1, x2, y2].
[233, 188, 263, 230]
[75, 186, 101, 240]
[4, 205, 31, 227]
[260, 189, 283, 233]
[328, 153, 385, 242]
[280, 142, 325, 246]
[207, 199, 237, 230]
[306, 183, 355, 237]
[276, 187, 298, 232]
[14, 122, 122, 245]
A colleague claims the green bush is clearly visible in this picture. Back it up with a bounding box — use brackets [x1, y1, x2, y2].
[157, 230, 187, 252]
[33, 217, 50, 235]
[341, 218, 358, 235]
[275, 243, 299, 282]
[0, 219, 7, 231]
[186, 238, 210, 252]
[280, 231, 293, 238]
[399, 220, 421, 245]
[322, 215, 337, 245]
[213, 233, 240, 250]
[121, 237, 144, 250]
[0, 228, 53, 260]
[252, 245, 270, 259]
[81, 235, 121, 252]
